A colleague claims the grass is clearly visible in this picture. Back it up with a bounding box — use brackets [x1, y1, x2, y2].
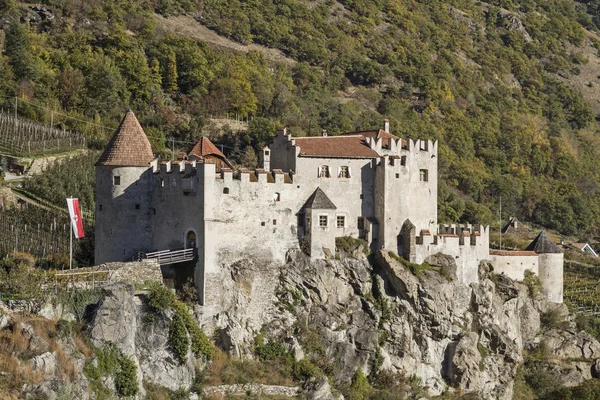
[388, 251, 436, 278]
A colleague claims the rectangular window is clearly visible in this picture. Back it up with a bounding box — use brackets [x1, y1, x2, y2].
[99, 204, 102, 211]
[135, 204, 140, 210]
[339, 166, 349, 178]
[319, 165, 329, 178]
[113, 176, 120, 185]
[401, 155, 406, 166]
[319, 215, 328, 227]
[419, 169, 428, 182]
[420, 140, 428, 151]
[337, 215, 345, 228]
[357, 217, 365, 230]
[273, 219, 277, 225]
[160, 178, 164, 187]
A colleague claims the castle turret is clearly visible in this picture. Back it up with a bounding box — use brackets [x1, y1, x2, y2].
[95, 110, 155, 264]
[526, 231, 564, 303]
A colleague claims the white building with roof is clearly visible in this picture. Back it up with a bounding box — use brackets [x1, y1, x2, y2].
[95, 111, 564, 306]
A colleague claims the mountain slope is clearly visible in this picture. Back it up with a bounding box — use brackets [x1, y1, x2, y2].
[2, 0, 600, 237]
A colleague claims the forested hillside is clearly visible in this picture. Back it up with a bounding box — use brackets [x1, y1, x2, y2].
[2, 0, 600, 238]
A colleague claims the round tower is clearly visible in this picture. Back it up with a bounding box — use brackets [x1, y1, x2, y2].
[94, 110, 155, 264]
[526, 231, 564, 303]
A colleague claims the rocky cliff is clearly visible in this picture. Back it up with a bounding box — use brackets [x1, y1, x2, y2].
[2, 249, 599, 399]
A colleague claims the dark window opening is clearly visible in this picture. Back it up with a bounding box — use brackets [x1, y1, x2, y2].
[337, 216, 345, 228]
[99, 204, 102, 211]
[319, 215, 328, 227]
[261, 221, 266, 226]
[419, 169, 428, 182]
[273, 219, 277, 225]
[223, 187, 230, 194]
[401, 155, 407, 166]
[113, 176, 120, 185]
[358, 217, 365, 230]
[360, 194, 364, 199]
[396, 173, 400, 179]
[420, 140, 428, 151]
[135, 204, 140, 210]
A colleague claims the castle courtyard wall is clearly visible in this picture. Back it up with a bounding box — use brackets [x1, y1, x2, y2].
[488, 252, 539, 281]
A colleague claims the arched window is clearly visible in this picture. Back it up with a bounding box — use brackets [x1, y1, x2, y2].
[318, 166, 330, 178]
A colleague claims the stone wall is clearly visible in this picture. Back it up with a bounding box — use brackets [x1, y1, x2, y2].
[488, 251, 539, 281]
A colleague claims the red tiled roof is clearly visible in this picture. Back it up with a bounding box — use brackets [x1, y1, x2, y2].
[489, 250, 537, 256]
[342, 129, 405, 149]
[294, 135, 379, 158]
[96, 110, 154, 167]
[188, 137, 234, 168]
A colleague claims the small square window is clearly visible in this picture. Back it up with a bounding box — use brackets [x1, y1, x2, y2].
[337, 215, 345, 228]
[273, 219, 277, 225]
[319, 215, 328, 227]
[265, 150, 270, 156]
[172, 178, 177, 187]
[113, 176, 120, 185]
[360, 194, 364, 199]
[396, 173, 400, 178]
[261, 221, 266, 226]
[420, 140, 428, 151]
[419, 169, 428, 182]
[223, 187, 230, 194]
[319, 165, 330, 178]
[135, 204, 140, 210]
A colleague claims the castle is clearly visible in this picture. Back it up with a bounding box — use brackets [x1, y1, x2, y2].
[95, 111, 564, 305]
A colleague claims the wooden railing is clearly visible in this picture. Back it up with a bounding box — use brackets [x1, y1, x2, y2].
[139, 248, 196, 265]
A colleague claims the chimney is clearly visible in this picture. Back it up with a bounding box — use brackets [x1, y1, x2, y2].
[321, 129, 328, 137]
[384, 119, 390, 133]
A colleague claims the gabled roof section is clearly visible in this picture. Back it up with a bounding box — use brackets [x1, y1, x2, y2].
[188, 137, 235, 169]
[302, 187, 337, 210]
[96, 110, 154, 167]
[526, 232, 563, 254]
[293, 135, 379, 158]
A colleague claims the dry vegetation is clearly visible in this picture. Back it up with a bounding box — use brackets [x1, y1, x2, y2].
[0, 310, 94, 398]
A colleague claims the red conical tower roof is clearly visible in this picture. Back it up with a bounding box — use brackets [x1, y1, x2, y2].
[96, 110, 154, 167]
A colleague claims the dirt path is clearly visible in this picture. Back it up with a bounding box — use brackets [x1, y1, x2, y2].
[154, 14, 296, 65]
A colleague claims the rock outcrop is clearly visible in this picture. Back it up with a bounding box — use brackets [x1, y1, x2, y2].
[199, 249, 600, 399]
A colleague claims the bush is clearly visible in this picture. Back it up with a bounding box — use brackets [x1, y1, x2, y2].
[336, 236, 370, 256]
[175, 303, 213, 360]
[178, 277, 198, 304]
[523, 362, 561, 398]
[169, 308, 190, 364]
[147, 281, 177, 312]
[291, 359, 322, 381]
[347, 369, 371, 400]
[540, 308, 567, 330]
[115, 356, 139, 397]
[523, 269, 542, 297]
[255, 336, 288, 361]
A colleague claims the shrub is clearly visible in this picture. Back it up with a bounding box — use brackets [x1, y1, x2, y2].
[388, 251, 432, 277]
[175, 303, 213, 360]
[147, 281, 177, 312]
[523, 362, 561, 398]
[178, 277, 198, 304]
[336, 236, 370, 256]
[291, 359, 322, 381]
[115, 356, 139, 397]
[347, 369, 371, 400]
[169, 308, 190, 364]
[523, 270, 542, 297]
[540, 308, 567, 330]
[255, 336, 288, 361]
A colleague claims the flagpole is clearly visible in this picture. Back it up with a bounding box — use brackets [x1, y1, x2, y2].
[69, 196, 73, 270]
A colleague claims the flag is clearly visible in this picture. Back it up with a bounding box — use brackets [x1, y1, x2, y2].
[67, 198, 85, 239]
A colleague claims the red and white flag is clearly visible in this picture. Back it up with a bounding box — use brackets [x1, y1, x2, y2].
[67, 198, 85, 239]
